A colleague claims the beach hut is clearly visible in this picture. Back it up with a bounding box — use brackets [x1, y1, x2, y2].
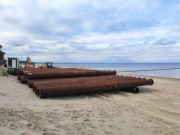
[7, 57, 19, 68]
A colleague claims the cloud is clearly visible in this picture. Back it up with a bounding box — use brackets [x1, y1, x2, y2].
[0, 0, 180, 62]
[152, 39, 177, 46]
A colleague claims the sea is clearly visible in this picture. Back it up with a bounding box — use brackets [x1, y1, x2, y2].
[53, 63, 180, 79]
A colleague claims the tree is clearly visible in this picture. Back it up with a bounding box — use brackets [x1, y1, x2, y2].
[0, 45, 6, 65]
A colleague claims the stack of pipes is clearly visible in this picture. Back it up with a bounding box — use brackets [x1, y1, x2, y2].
[17, 68, 116, 83]
[29, 75, 153, 98]
[15, 68, 154, 98]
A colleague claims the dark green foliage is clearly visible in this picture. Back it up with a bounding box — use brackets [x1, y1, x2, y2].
[0, 45, 6, 65]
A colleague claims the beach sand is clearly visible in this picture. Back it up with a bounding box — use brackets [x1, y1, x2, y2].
[0, 73, 180, 135]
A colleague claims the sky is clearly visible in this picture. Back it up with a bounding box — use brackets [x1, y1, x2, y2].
[0, 0, 180, 63]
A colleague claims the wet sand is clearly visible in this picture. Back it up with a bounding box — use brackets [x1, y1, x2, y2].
[0, 74, 180, 135]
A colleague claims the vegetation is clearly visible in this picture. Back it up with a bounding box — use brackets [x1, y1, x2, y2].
[0, 70, 8, 77]
[0, 45, 6, 65]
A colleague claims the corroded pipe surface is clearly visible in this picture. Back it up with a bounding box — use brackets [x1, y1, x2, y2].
[30, 75, 142, 91]
[26, 70, 116, 79]
[17, 68, 116, 79]
[16, 68, 154, 98]
[34, 75, 154, 98]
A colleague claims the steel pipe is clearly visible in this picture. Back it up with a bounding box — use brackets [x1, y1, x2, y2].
[34, 76, 153, 98]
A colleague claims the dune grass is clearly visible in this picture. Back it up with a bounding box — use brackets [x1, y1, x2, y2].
[0, 70, 8, 77]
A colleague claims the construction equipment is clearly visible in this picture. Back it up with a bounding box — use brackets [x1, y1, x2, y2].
[38, 65, 47, 68]
[24, 57, 53, 69]
[38, 62, 53, 68]
[25, 57, 36, 68]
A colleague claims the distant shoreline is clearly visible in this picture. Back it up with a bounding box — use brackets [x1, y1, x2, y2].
[118, 68, 180, 72]
[117, 73, 180, 80]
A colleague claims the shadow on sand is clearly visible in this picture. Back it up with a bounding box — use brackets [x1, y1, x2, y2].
[43, 87, 158, 100]
[139, 87, 158, 93]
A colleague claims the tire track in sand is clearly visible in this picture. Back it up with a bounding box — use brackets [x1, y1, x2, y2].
[110, 94, 180, 125]
[97, 93, 180, 125]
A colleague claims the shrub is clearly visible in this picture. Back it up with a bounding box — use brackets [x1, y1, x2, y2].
[0, 70, 8, 77]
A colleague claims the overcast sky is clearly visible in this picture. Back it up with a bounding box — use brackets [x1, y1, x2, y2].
[0, 0, 180, 63]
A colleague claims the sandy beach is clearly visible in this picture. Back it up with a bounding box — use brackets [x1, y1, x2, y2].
[0, 73, 180, 135]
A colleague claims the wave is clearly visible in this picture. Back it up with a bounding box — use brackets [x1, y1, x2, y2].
[119, 68, 180, 72]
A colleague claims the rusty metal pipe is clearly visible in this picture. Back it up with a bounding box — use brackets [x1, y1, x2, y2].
[16, 68, 154, 98]
[20, 76, 27, 84]
[26, 70, 116, 79]
[36, 77, 153, 98]
[31, 75, 143, 91]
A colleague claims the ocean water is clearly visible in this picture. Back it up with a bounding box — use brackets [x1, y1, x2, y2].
[53, 63, 180, 79]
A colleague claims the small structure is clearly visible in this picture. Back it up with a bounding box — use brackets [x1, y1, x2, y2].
[46, 62, 53, 68]
[7, 57, 19, 68]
